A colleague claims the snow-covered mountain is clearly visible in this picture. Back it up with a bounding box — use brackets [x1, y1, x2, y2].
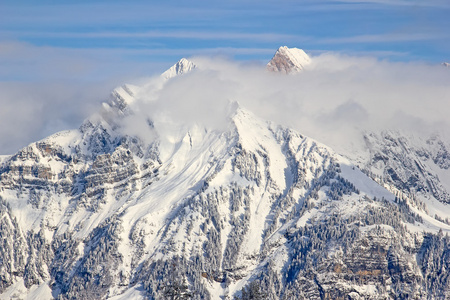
[1, 50, 450, 300]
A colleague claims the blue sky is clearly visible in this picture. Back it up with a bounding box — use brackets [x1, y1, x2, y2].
[1, 0, 449, 82]
[0, 0, 449, 154]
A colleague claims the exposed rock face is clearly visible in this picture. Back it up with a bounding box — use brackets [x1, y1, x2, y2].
[267, 46, 311, 74]
[360, 131, 450, 204]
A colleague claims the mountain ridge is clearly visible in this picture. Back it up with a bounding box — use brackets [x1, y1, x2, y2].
[0, 48, 449, 299]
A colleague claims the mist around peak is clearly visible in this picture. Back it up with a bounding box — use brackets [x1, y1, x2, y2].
[1, 50, 450, 155]
[113, 52, 450, 155]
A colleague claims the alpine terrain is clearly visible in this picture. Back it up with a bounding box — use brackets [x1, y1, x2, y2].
[0, 47, 449, 300]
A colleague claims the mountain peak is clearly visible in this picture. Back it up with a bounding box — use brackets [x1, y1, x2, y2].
[442, 62, 450, 68]
[267, 46, 311, 74]
[161, 57, 197, 79]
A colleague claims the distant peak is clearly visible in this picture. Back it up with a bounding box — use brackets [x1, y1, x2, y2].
[161, 58, 197, 79]
[442, 62, 450, 68]
[267, 46, 311, 74]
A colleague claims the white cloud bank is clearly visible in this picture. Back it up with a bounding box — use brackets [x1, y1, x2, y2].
[1, 50, 450, 155]
[119, 53, 450, 153]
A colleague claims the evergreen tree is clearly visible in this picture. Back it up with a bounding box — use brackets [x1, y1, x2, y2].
[234, 281, 267, 300]
[163, 263, 193, 300]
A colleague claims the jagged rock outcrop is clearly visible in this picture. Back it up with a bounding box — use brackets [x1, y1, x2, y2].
[360, 131, 450, 204]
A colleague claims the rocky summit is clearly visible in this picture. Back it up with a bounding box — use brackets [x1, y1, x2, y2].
[267, 46, 311, 74]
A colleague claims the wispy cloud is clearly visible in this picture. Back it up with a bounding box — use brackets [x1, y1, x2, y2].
[0, 41, 276, 81]
[109, 53, 450, 161]
[0, 3, 228, 26]
[307, 49, 409, 58]
[0, 30, 297, 43]
[318, 32, 448, 44]
[1, 1, 449, 64]
[331, 0, 450, 8]
[0, 41, 166, 81]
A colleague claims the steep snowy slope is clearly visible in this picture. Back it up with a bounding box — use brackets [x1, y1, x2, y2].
[0, 55, 449, 300]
